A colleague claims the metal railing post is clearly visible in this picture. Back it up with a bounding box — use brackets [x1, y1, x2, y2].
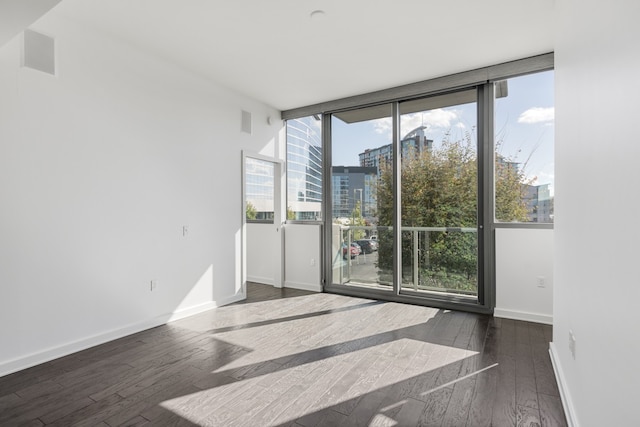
[413, 230, 419, 290]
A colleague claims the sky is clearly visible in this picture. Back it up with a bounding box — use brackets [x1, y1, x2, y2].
[331, 70, 555, 193]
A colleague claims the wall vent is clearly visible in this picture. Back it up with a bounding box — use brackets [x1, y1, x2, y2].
[241, 110, 252, 134]
[23, 29, 55, 75]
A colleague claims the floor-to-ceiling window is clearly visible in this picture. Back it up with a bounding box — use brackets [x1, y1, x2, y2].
[330, 104, 394, 290]
[326, 89, 485, 309]
[282, 54, 554, 313]
[398, 90, 479, 299]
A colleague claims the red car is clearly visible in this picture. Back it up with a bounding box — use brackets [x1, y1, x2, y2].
[342, 242, 361, 259]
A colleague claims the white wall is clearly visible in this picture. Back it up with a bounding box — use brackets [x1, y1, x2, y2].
[247, 223, 322, 292]
[553, 1, 640, 425]
[0, 12, 282, 376]
[495, 228, 553, 324]
[284, 223, 322, 292]
[246, 223, 279, 286]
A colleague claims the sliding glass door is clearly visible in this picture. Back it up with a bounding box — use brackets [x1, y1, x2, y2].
[398, 90, 479, 299]
[326, 89, 484, 310]
[330, 104, 394, 291]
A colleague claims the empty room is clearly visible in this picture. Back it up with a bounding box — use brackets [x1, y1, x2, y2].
[1, 1, 638, 426]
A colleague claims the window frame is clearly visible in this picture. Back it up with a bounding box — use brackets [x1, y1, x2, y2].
[282, 54, 554, 314]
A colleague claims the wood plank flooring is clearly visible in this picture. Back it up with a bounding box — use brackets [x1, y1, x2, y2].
[0, 283, 567, 426]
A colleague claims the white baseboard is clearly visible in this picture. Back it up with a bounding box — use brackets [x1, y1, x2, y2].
[167, 291, 244, 322]
[0, 295, 244, 378]
[493, 308, 553, 325]
[284, 281, 322, 292]
[247, 275, 275, 286]
[549, 342, 579, 427]
[0, 316, 166, 378]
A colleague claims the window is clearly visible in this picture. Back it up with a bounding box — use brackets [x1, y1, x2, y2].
[286, 116, 322, 220]
[281, 53, 554, 313]
[245, 157, 274, 222]
[331, 103, 393, 289]
[495, 70, 554, 223]
[398, 90, 479, 297]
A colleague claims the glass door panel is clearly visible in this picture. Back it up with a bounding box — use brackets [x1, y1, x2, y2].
[330, 104, 393, 291]
[398, 90, 479, 298]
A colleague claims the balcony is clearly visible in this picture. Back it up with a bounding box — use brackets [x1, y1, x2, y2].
[333, 225, 478, 297]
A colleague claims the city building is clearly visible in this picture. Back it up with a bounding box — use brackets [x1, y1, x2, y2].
[359, 126, 433, 173]
[331, 166, 377, 220]
[286, 116, 322, 220]
[524, 183, 554, 222]
[400, 126, 434, 160]
[244, 157, 275, 221]
[496, 155, 554, 223]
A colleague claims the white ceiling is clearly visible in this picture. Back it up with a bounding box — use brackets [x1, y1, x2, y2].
[48, 0, 554, 111]
[0, 0, 62, 47]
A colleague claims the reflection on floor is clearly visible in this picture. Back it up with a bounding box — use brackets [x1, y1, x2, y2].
[0, 282, 567, 426]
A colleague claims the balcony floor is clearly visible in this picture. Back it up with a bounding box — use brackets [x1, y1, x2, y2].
[0, 282, 566, 426]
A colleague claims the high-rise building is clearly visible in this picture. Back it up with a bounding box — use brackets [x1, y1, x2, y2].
[286, 116, 323, 220]
[359, 126, 433, 173]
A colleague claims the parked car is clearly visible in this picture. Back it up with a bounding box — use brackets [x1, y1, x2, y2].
[351, 242, 362, 255]
[355, 239, 378, 254]
[342, 242, 361, 259]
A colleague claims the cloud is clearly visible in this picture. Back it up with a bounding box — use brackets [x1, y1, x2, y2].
[373, 109, 463, 138]
[423, 109, 460, 129]
[372, 117, 392, 135]
[518, 107, 554, 124]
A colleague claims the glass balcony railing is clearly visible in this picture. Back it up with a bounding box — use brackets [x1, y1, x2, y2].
[333, 225, 478, 297]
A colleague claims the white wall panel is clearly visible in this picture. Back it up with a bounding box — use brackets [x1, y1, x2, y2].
[554, 1, 640, 425]
[0, 12, 281, 375]
[246, 223, 278, 286]
[284, 224, 322, 292]
[495, 228, 553, 324]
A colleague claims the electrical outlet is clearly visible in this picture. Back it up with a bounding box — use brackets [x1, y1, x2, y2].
[310, 258, 315, 266]
[150, 280, 157, 291]
[537, 276, 546, 287]
[569, 330, 576, 359]
[182, 226, 189, 237]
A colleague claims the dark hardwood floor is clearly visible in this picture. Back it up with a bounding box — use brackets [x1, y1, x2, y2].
[0, 283, 567, 426]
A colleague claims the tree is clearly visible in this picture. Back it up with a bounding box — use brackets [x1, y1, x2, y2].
[350, 200, 367, 240]
[495, 156, 531, 222]
[376, 131, 528, 291]
[246, 201, 257, 220]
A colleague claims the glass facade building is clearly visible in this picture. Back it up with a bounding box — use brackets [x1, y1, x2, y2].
[245, 157, 275, 221]
[330, 166, 378, 221]
[286, 116, 323, 220]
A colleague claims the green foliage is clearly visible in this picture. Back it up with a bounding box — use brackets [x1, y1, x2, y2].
[246, 201, 257, 220]
[376, 131, 528, 292]
[350, 201, 366, 240]
[287, 206, 295, 220]
[495, 157, 531, 222]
